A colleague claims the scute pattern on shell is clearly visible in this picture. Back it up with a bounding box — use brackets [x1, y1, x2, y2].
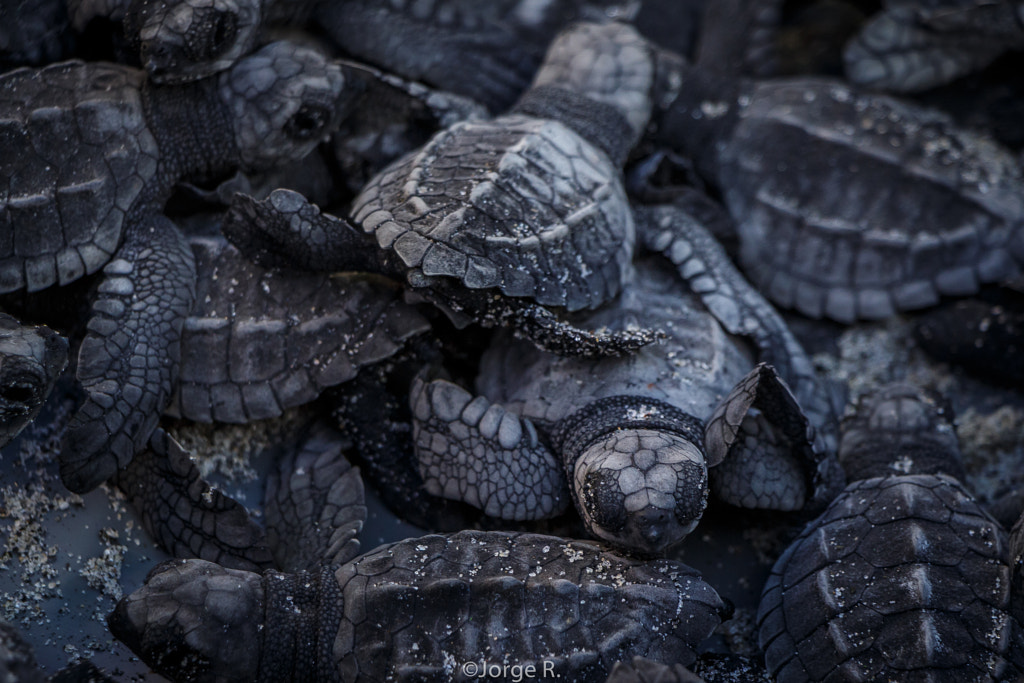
[0, 61, 157, 293]
[328, 530, 725, 681]
[352, 113, 635, 312]
[758, 473, 1023, 682]
[722, 78, 1024, 323]
[169, 236, 431, 423]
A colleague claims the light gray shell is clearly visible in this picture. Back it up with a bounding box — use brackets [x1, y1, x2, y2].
[351, 113, 635, 312]
[475, 256, 751, 426]
[718, 78, 1024, 322]
[167, 236, 430, 423]
[0, 61, 159, 293]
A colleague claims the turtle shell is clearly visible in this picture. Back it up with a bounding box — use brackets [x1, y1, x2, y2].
[351, 113, 635, 313]
[475, 256, 751, 426]
[718, 78, 1024, 322]
[758, 473, 1024, 682]
[167, 236, 430, 423]
[0, 61, 158, 293]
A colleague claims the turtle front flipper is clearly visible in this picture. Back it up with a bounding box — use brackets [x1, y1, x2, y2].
[264, 423, 366, 572]
[636, 201, 839, 453]
[0, 314, 68, 448]
[843, 6, 1009, 93]
[223, 189, 389, 273]
[113, 428, 274, 572]
[704, 363, 844, 513]
[411, 375, 571, 521]
[60, 216, 196, 493]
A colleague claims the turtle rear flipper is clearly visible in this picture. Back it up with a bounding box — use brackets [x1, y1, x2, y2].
[705, 363, 844, 513]
[223, 189, 388, 273]
[844, 6, 1010, 93]
[636, 201, 838, 453]
[61, 217, 197, 493]
[264, 423, 366, 572]
[411, 374, 571, 521]
[113, 429, 275, 572]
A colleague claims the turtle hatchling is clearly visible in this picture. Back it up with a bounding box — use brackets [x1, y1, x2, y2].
[654, 68, 1024, 322]
[844, 0, 1024, 93]
[0, 41, 350, 493]
[0, 313, 68, 448]
[225, 21, 668, 358]
[109, 530, 727, 682]
[408, 201, 842, 555]
[167, 233, 432, 424]
[757, 383, 1024, 682]
[111, 0, 637, 109]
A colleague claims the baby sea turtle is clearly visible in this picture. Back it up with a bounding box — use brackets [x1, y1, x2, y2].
[168, 234, 431, 424]
[225, 21, 664, 358]
[410, 203, 842, 555]
[0, 313, 68, 448]
[844, 0, 1024, 93]
[654, 69, 1024, 322]
[109, 529, 727, 682]
[757, 383, 1024, 681]
[0, 41, 350, 494]
[108, 0, 637, 108]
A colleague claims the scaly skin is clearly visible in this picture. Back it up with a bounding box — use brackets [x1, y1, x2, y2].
[110, 530, 727, 683]
[758, 385, 1024, 682]
[21, 41, 351, 493]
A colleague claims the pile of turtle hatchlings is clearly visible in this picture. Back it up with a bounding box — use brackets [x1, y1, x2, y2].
[2, 0, 1024, 681]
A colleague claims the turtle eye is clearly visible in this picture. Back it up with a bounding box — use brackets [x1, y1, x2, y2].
[189, 9, 238, 60]
[284, 104, 332, 140]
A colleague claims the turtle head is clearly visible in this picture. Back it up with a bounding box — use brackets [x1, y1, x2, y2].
[219, 41, 350, 171]
[128, 0, 262, 84]
[839, 383, 964, 482]
[108, 559, 265, 682]
[554, 397, 709, 555]
[0, 316, 68, 449]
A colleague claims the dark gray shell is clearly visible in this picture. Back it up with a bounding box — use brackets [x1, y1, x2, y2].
[718, 78, 1024, 322]
[351, 113, 635, 313]
[475, 256, 750, 426]
[844, 0, 1024, 93]
[758, 473, 1023, 681]
[0, 61, 158, 293]
[109, 530, 726, 683]
[167, 236, 431, 423]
